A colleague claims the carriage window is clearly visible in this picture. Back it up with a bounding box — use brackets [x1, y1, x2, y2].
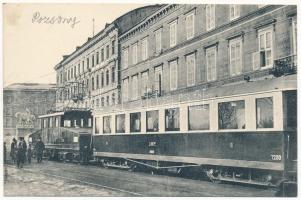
[64, 120, 71, 127]
[95, 117, 100, 134]
[188, 105, 210, 130]
[165, 108, 180, 131]
[116, 114, 125, 133]
[130, 112, 141, 132]
[55, 117, 59, 127]
[256, 97, 273, 128]
[218, 100, 245, 129]
[88, 118, 92, 127]
[103, 116, 111, 134]
[49, 117, 53, 128]
[146, 110, 159, 132]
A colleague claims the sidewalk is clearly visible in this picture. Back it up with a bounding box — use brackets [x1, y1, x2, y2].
[4, 163, 126, 196]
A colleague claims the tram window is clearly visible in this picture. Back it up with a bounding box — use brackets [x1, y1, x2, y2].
[103, 116, 112, 134]
[165, 108, 180, 131]
[146, 110, 159, 132]
[49, 117, 53, 128]
[88, 118, 92, 127]
[81, 119, 84, 127]
[116, 114, 125, 133]
[285, 91, 297, 129]
[44, 118, 48, 128]
[130, 112, 141, 132]
[218, 100, 245, 129]
[64, 120, 71, 127]
[188, 105, 210, 130]
[256, 97, 273, 128]
[55, 117, 59, 127]
[95, 117, 100, 134]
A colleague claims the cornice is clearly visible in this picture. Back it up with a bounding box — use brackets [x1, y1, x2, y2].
[119, 4, 181, 42]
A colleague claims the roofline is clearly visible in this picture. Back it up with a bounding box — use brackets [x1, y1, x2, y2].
[54, 5, 163, 71]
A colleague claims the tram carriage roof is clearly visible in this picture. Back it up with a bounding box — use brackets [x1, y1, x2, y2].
[95, 74, 297, 114]
[38, 109, 91, 119]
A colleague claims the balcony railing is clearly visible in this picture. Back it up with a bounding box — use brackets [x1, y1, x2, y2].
[270, 55, 297, 77]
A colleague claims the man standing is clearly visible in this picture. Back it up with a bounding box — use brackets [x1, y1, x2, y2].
[35, 138, 45, 163]
[16, 137, 27, 168]
[10, 138, 17, 164]
[27, 144, 32, 164]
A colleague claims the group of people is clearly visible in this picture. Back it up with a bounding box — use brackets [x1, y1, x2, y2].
[10, 137, 45, 168]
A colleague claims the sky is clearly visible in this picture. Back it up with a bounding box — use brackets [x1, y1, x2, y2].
[3, 3, 147, 87]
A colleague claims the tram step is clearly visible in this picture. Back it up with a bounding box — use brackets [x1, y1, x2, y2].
[104, 163, 131, 170]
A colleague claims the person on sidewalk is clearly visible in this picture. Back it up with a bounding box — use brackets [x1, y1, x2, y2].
[10, 138, 17, 164]
[35, 138, 45, 163]
[16, 137, 27, 168]
[27, 144, 32, 164]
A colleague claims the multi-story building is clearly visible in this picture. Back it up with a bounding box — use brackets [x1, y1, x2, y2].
[119, 4, 297, 107]
[54, 5, 163, 111]
[3, 83, 56, 143]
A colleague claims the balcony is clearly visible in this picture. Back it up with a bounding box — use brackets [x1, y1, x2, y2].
[270, 55, 297, 77]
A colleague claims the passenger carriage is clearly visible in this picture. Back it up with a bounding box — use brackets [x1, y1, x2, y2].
[92, 74, 297, 186]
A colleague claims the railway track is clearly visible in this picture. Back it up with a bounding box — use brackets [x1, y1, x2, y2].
[6, 161, 276, 197]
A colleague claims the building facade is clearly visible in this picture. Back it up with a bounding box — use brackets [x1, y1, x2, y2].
[119, 4, 297, 106]
[3, 83, 56, 143]
[54, 5, 163, 111]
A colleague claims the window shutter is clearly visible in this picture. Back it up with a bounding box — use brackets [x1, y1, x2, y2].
[252, 52, 260, 70]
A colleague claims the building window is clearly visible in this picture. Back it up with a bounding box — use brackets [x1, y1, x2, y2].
[130, 112, 141, 132]
[258, 27, 273, 68]
[103, 116, 111, 134]
[165, 108, 180, 131]
[230, 5, 240, 20]
[96, 52, 99, 64]
[123, 48, 129, 69]
[96, 74, 99, 89]
[82, 61, 85, 73]
[101, 97, 105, 107]
[106, 45, 110, 59]
[188, 105, 210, 130]
[115, 114, 125, 133]
[292, 19, 297, 55]
[256, 97, 273, 128]
[106, 96, 110, 106]
[96, 98, 100, 107]
[86, 57, 90, 70]
[186, 53, 196, 86]
[132, 43, 138, 65]
[146, 110, 159, 132]
[154, 66, 162, 94]
[218, 100, 245, 129]
[206, 46, 217, 81]
[141, 71, 148, 96]
[106, 69, 110, 86]
[111, 67, 115, 83]
[92, 54, 95, 67]
[101, 48, 104, 62]
[169, 60, 178, 91]
[74, 66, 76, 78]
[60, 73, 63, 84]
[101, 72, 104, 87]
[111, 40, 115, 55]
[71, 68, 74, 79]
[78, 63, 80, 75]
[111, 93, 115, 105]
[131, 75, 138, 100]
[92, 77, 95, 90]
[155, 28, 162, 53]
[206, 5, 215, 31]
[95, 117, 100, 134]
[67, 70, 70, 80]
[186, 12, 195, 40]
[169, 20, 177, 47]
[123, 78, 129, 102]
[229, 38, 242, 76]
[141, 37, 148, 61]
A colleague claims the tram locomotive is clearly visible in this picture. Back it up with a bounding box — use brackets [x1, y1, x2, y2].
[92, 74, 297, 187]
[36, 109, 93, 162]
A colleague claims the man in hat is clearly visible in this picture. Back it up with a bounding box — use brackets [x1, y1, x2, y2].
[35, 138, 45, 163]
[10, 138, 17, 164]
